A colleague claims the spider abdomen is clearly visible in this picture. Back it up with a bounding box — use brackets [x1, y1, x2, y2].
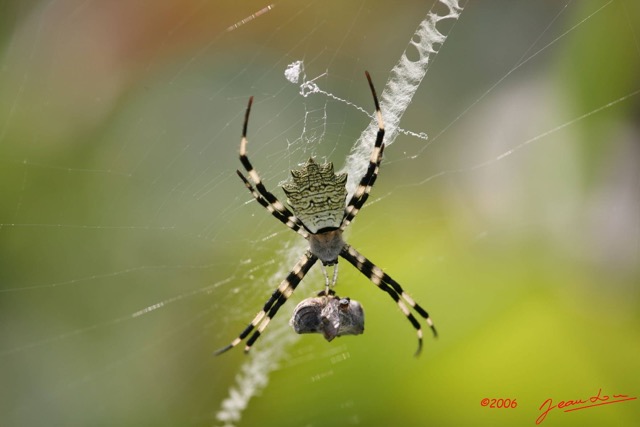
[282, 158, 347, 233]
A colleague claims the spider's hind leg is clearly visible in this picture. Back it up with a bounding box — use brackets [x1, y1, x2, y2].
[236, 96, 309, 239]
[340, 71, 386, 231]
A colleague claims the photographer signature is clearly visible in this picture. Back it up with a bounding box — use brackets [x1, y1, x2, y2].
[536, 388, 636, 424]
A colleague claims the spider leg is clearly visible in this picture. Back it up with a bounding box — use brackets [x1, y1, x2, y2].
[236, 170, 309, 239]
[341, 71, 386, 231]
[319, 263, 339, 296]
[238, 97, 309, 237]
[340, 244, 437, 356]
[215, 251, 318, 355]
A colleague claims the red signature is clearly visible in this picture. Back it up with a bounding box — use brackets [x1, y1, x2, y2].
[536, 388, 637, 424]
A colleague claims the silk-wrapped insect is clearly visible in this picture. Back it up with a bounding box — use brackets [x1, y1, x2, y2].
[290, 292, 364, 341]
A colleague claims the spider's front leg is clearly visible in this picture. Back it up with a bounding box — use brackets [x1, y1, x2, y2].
[340, 244, 437, 356]
[215, 251, 318, 355]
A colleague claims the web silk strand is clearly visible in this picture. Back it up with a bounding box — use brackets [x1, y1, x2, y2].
[343, 0, 462, 195]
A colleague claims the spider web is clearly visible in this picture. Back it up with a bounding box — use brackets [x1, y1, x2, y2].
[0, 1, 638, 427]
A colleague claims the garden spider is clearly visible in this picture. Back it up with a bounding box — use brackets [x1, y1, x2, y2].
[215, 72, 437, 356]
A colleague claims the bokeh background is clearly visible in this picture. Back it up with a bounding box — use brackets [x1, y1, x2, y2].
[1, 0, 639, 426]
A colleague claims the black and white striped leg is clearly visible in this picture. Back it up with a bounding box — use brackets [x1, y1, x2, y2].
[236, 170, 309, 239]
[215, 251, 318, 355]
[341, 71, 386, 231]
[340, 244, 437, 356]
[238, 96, 309, 237]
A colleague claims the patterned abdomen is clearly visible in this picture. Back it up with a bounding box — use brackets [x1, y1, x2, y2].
[282, 158, 347, 233]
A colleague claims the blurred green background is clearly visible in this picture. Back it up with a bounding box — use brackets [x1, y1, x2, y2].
[1, 0, 639, 426]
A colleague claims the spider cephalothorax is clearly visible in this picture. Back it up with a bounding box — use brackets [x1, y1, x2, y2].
[216, 72, 437, 357]
[282, 158, 347, 234]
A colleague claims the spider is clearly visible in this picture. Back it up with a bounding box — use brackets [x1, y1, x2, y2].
[215, 72, 437, 356]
